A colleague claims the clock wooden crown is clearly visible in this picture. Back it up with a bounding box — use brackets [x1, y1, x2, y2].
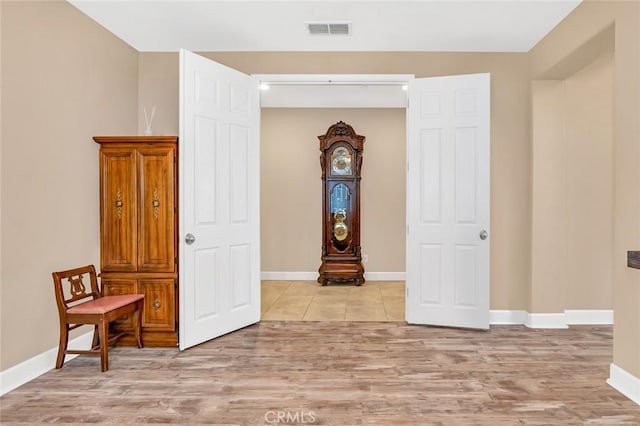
[317, 121, 366, 286]
[318, 121, 365, 177]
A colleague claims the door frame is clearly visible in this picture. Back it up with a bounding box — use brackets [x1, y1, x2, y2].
[253, 74, 415, 109]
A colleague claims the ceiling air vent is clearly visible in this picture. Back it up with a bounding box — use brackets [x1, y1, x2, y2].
[306, 22, 351, 36]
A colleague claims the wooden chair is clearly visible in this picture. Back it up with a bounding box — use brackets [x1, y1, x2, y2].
[53, 265, 144, 372]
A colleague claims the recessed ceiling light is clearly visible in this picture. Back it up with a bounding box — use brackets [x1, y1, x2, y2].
[260, 83, 270, 90]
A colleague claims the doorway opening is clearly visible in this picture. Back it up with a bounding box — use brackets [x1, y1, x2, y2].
[530, 51, 614, 316]
[255, 74, 411, 322]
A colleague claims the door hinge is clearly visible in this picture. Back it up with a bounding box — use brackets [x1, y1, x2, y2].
[174, 256, 178, 265]
[406, 287, 409, 297]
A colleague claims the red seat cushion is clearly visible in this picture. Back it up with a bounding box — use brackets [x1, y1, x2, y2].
[67, 294, 144, 314]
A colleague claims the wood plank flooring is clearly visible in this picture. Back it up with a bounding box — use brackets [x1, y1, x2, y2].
[1, 322, 639, 425]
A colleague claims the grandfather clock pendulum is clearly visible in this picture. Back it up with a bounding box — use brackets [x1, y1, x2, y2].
[317, 121, 365, 286]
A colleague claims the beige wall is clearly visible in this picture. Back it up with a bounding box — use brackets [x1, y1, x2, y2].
[531, 80, 567, 313]
[139, 51, 532, 310]
[564, 53, 614, 309]
[531, 53, 614, 313]
[531, 0, 640, 378]
[138, 53, 177, 136]
[0, 1, 139, 370]
[261, 108, 406, 273]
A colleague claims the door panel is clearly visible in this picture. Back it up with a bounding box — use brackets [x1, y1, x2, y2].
[139, 279, 176, 331]
[100, 148, 137, 272]
[455, 128, 478, 223]
[194, 116, 218, 225]
[229, 124, 249, 224]
[420, 129, 442, 223]
[407, 73, 490, 329]
[179, 50, 261, 350]
[137, 147, 175, 272]
[419, 244, 442, 305]
[194, 247, 219, 319]
[230, 244, 251, 309]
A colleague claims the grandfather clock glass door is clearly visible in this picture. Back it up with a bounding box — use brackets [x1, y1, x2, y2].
[318, 121, 365, 286]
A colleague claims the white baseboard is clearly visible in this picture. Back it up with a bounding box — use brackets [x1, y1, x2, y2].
[261, 271, 317, 280]
[260, 271, 406, 281]
[490, 310, 528, 325]
[607, 363, 640, 405]
[364, 272, 406, 281]
[525, 313, 569, 329]
[0, 331, 93, 396]
[522, 310, 614, 328]
[565, 309, 613, 325]
[491, 310, 614, 327]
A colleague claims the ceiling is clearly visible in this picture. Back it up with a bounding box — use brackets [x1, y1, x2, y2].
[68, 0, 581, 53]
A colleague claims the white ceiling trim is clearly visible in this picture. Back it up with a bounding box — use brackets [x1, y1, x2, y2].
[254, 74, 415, 85]
[254, 74, 414, 108]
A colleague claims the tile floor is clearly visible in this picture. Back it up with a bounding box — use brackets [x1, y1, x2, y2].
[261, 280, 405, 321]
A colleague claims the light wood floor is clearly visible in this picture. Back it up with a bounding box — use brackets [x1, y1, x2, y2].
[1, 323, 638, 425]
[261, 281, 405, 321]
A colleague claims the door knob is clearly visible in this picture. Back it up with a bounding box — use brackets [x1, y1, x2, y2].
[479, 230, 488, 240]
[185, 233, 196, 245]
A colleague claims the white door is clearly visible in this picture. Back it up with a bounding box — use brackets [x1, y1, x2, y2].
[179, 50, 261, 350]
[406, 73, 490, 329]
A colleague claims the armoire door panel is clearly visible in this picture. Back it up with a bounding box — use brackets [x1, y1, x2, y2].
[101, 278, 138, 329]
[100, 148, 137, 271]
[137, 147, 176, 272]
[139, 279, 176, 331]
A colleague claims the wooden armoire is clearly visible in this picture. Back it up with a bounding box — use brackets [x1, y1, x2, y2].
[93, 136, 178, 347]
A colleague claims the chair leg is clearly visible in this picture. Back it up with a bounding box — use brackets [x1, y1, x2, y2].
[134, 300, 143, 349]
[91, 325, 99, 349]
[98, 319, 109, 372]
[55, 324, 69, 369]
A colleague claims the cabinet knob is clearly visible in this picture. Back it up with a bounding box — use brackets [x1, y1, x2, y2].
[479, 230, 488, 240]
[152, 188, 160, 219]
[115, 188, 123, 220]
[185, 233, 196, 245]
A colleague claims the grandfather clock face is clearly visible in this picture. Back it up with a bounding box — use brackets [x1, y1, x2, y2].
[331, 147, 352, 176]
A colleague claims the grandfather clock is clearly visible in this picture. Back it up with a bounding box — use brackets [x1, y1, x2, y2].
[318, 121, 365, 286]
